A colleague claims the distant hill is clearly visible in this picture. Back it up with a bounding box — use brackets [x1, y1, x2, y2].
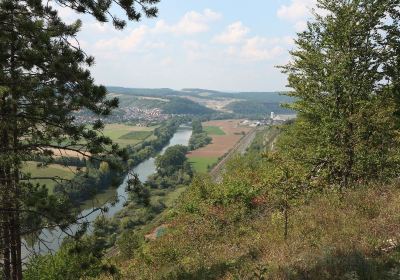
[106, 86, 296, 118]
[162, 97, 215, 115]
[107, 86, 181, 97]
[217, 91, 294, 103]
[107, 86, 293, 104]
[226, 101, 294, 116]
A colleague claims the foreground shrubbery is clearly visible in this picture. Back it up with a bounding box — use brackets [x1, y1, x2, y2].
[118, 154, 400, 279]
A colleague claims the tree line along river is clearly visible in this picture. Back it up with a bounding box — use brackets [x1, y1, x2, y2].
[23, 125, 193, 257]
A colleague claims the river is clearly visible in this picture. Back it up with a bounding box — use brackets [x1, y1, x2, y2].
[25, 125, 192, 256]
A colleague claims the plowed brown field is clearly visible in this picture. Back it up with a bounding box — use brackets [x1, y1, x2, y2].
[188, 120, 251, 158]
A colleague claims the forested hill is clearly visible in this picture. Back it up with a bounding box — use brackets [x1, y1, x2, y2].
[106, 87, 294, 117]
[226, 101, 294, 116]
[162, 98, 215, 115]
[107, 86, 292, 103]
[107, 86, 181, 96]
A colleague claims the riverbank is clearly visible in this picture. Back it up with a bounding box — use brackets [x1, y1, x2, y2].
[23, 124, 192, 257]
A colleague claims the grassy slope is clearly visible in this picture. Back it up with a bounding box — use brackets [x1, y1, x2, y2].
[116, 154, 400, 280]
[203, 126, 226, 135]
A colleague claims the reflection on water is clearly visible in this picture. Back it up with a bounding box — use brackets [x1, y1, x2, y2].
[24, 126, 192, 256]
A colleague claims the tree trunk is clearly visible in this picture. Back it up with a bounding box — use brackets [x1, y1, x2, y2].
[1, 109, 12, 279]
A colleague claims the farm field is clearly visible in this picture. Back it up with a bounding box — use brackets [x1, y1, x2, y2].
[204, 126, 226, 135]
[103, 123, 157, 147]
[23, 162, 81, 193]
[189, 157, 219, 173]
[188, 120, 252, 172]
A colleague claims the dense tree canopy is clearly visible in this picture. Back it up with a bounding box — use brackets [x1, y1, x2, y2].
[155, 145, 188, 176]
[280, 0, 400, 189]
[189, 119, 212, 150]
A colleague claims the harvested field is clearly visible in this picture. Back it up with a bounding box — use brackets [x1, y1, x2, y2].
[188, 120, 252, 159]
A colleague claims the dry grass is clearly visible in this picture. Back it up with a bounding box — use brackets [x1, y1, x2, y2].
[118, 182, 400, 279]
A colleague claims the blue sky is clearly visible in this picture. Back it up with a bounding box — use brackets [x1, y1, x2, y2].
[59, 0, 318, 91]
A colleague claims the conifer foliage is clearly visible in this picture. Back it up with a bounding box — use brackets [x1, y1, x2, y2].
[0, 0, 159, 279]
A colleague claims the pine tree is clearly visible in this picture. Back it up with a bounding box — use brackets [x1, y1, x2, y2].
[0, 0, 160, 279]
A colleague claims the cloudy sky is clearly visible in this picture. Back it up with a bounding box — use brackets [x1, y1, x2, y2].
[60, 0, 318, 92]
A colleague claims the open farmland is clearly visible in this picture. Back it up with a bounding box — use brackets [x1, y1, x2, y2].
[203, 126, 226, 135]
[188, 120, 252, 173]
[23, 162, 81, 193]
[103, 124, 157, 147]
[189, 157, 219, 173]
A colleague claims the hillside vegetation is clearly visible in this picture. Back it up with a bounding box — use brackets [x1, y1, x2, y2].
[119, 153, 400, 279]
[111, 1, 400, 279]
[162, 98, 215, 115]
[226, 101, 294, 117]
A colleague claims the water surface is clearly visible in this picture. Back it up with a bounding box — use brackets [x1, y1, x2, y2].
[24, 126, 192, 255]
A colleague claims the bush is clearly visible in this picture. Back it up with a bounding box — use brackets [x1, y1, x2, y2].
[117, 231, 143, 259]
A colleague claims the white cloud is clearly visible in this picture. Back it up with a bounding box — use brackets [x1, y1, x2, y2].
[224, 37, 285, 62]
[213, 21, 250, 44]
[94, 25, 148, 52]
[277, 0, 315, 21]
[90, 8, 222, 58]
[153, 9, 222, 35]
[277, 0, 317, 31]
[183, 40, 208, 61]
[145, 41, 167, 49]
[160, 57, 174, 66]
[240, 37, 284, 61]
[85, 22, 112, 33]
[294, 21, 308, 32]
[215, 21, 292, 62]
[54, 4, 78, 24]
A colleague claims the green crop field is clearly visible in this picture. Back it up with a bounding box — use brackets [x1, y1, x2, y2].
[119, 130, 152, 140]
[23, 162, 80, 193]
[204, 126, 226, 135]
[103, 124, 157, 147]
[189, 157, 219, 173]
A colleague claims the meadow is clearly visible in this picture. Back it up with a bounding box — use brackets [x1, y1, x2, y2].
[103, 124, 157, 147]
[23, 162, 80, 193]
[203, 125, 226, 135]
[22, 124, 156, 194]
[189, 157, 219, 173]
